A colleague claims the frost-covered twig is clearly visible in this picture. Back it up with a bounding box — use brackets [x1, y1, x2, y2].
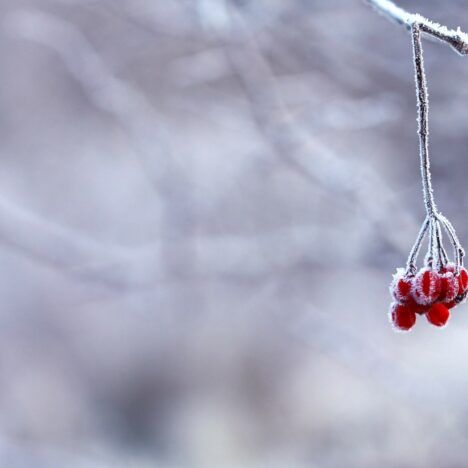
[365, 3, 467, 279]
[403, 23, 465, 274]
[412, 24, 434, 218]
[366, 0, 468, 55]
[405, 216, 429, 274]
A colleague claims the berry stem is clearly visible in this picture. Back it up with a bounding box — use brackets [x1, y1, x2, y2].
[437, 213, 465, 272]
[406, 216, 429, 275]
[425, 216, 435, 267]
[412, 24, 436, 218]
[434, 218, 448, 267]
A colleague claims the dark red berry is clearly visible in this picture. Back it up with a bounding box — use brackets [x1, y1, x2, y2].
[426, 303, 450, 327]
[412, 268, 441, 305]
[439, 272, 458, 303]
[457, 267, 468, 294]
[390, 270, 413, 303]
[389, 302, 417, 331]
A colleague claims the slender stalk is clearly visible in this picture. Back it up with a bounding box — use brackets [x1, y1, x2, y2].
[434, 218, 448, 268]
[406, 216, 429, 275]
[425, 215, 435, 267]
[412, 24, 436, 218]
[437, 213, 465, 271]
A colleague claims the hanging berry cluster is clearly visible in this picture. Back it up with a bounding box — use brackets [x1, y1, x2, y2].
[390, 262, 468, 331]
[389, 24, 466, 332]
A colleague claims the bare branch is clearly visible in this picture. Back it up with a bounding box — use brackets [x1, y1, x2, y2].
[366, 0, 468, 55]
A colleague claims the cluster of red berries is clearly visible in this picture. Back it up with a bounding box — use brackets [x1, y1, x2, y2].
[389, 263, 468, 331]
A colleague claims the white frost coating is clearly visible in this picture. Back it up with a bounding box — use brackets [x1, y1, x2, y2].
[444, 262, 456, 273]
[366, 0, 468, 55]
[390, 268, 412, 303]
[437, 213, 464, 273]
[412, 267, 440, 305]
[412, 25, 437, 220]
[367, 0, 413, 26]
[405, 216, 429, 274]
[441, 272, 458, 302]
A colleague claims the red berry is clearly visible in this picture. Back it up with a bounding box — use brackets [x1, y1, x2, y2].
[390, 270, 413, 303]
[457, 267, 468, 294]
[442, 262, 456, 274]
[439, 272, 459, 303]
[426, 303, 450, 327]
[389, 302, 417, 331]
[412, 267, 441, 305]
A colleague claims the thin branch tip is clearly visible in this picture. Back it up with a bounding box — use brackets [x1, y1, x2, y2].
[367, 0, 468, 55]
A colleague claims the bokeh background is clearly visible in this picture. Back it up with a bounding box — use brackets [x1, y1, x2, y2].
[1, 0, 468, 466]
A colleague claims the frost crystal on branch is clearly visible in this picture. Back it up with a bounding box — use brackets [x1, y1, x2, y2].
[366, 1, 468, 331]
[366, 0, 468, 55]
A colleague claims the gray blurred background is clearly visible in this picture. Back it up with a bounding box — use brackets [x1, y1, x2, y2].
[0, 0, 468, 466]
